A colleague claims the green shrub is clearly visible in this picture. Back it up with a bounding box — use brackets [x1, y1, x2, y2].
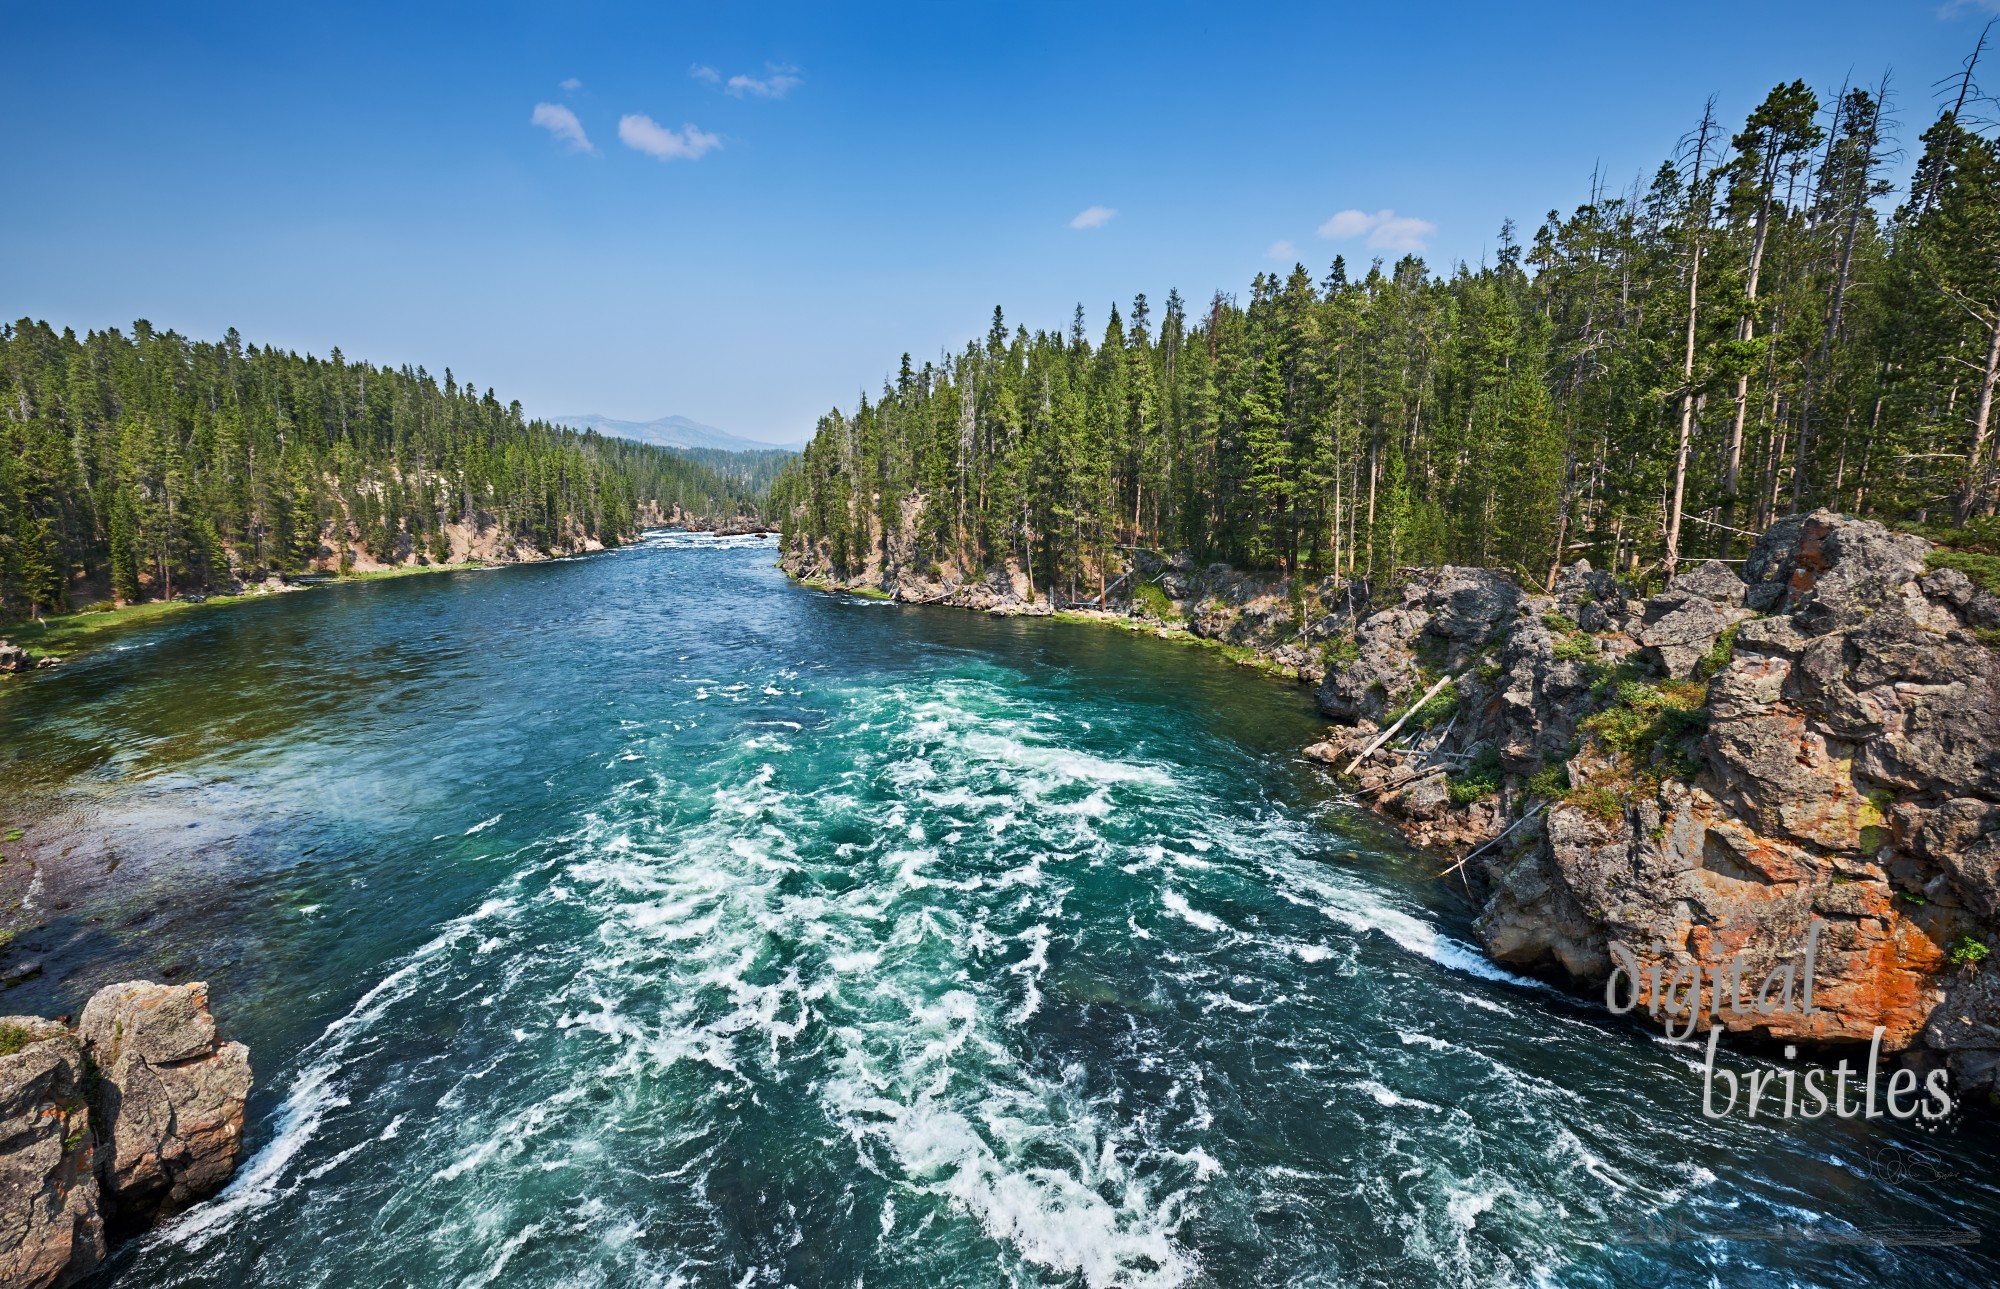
[1448, 746, 1505, 803]
[1405, 686, 1459, 731]
[1568, 785, 1625, 821]
[1133, 580, 1176, 621]
[1542, 611, 1580, 635]
[1694, 625, 1741, 682]
[1526, 758, 1571, 799]
[1952, 936, 1991, 966]
[1552, 634, 1597, 663]
[0, 1022, 38, 1057]
[1322, 633, 1361, 667]
[1474, 659, 1504, 685]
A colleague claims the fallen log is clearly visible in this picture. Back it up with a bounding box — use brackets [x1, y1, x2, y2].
[1343, 671, 1459, 777]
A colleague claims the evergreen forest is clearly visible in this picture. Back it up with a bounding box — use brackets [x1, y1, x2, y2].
[0, 319, 760, 619]
[776, 71, 2000, 602]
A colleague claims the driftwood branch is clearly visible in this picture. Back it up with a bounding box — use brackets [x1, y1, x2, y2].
[1344, 671, 1459, 776]
[1439, 799, 1550, 881]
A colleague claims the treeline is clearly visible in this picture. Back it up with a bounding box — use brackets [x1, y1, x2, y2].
[669, 446, 797, 495]
[0, 319, 758, 618]
[776, 68, 2000, 603]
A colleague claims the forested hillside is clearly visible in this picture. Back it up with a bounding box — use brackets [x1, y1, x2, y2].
[776, 74, 2000, 604]
[0, 320, 759, 618]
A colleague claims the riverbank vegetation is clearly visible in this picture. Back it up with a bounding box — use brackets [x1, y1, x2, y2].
[0, 321, 762, 622]
[776, 57, 2000, 599]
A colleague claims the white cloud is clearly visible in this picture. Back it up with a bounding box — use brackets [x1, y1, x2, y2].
[560, 77, 581, 91]
[1316, 208, 1436, 253]
[531, 102, 593, 153]
[1069, 205, 1116, 229]
[1266, 239, 1297, 260]
[690, 64, 720, 83]
[618, 114, 721, 162]
[725, 64, 802, 99]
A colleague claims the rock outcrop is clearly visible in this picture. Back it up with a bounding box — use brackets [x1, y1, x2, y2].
[0, 643, 59, 675]
[1302, 510, 2000, 1095]
[0, 982, 250, 1285]
[80, 982, 252, 1231]
[783, 496, 2000, 1095]
[0, 1021, 101, 1289]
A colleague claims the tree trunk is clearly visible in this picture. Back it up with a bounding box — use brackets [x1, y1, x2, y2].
[1665, 241, 1704, 577]
[1724, 192, 1774, 529]
[1960, 318, 2000, 524]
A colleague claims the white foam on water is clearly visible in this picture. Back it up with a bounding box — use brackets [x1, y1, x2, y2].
[1161, 888, 1226, 934]
[154, 894, 526, 1251]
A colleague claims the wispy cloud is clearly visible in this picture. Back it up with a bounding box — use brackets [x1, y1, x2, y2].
[1070, 205, 1116, 230]
[690, 64, 720, 83]
[618, 114, 721, 162]
[725, 64, 802, 99]
[1317, 208, 1435, 253]
[560, 77, 581, 91]
[1266, 239, 1297, 260]
[531, 102, 593, 153]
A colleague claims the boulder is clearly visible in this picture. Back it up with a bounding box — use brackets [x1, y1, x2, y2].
[1421, 566, 1523, 666]
[1740, 509, 1932, 630]
[1666, 559, 1749, 605]
[1635, 563, 1754, 679]
[1315, 605, 1428, 722]
[79, 982, 251, 1229]
[0, 1019, 103, 1288]
[1391, 772, 1452, 822]
[0, 643, 34, 675]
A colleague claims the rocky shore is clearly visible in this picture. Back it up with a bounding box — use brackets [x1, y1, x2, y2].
[783, 511, 2000, 1092]
[0, 981, 250, 1287]
[0, 643, 59, 676]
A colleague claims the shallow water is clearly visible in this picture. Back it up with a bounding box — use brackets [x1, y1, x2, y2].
[2, 534, 1995, 1287]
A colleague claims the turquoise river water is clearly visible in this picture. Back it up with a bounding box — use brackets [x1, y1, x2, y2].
[2, 532, 1997, 1287]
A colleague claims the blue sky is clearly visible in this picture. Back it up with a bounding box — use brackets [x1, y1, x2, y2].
[4, 1, 1996, 446]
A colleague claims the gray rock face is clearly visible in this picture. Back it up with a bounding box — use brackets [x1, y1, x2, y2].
[1314, 566, 1520, 721]
[1634, 561, 1753, 679]
[1316, 605, 1429, 721]
[1741, 509, 1933, 630]
[0, 1020, 104, 1289]
[1423, 566, 1523, 666]
[1669, 559, 1750, 604]
[1491, 599, 1597, 774]
[79, 982, 252, 1229]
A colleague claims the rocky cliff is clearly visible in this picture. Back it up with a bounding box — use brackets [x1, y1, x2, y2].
[0, 982, 250, 1286]
[1298, 512, 2000, 1094]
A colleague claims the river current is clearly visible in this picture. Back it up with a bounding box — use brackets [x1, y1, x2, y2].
[3, 533, 1997, 1287]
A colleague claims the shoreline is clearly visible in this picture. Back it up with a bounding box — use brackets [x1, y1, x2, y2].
[0, 560, 496, 667]
[790, 573, 1317, 685]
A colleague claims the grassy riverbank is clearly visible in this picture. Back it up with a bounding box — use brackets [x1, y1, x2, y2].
[1, 561, 491, 663]
[792, 574, 1312, 683]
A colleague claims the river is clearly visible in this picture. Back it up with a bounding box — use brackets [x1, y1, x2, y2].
[1, 532, 1995, 1287]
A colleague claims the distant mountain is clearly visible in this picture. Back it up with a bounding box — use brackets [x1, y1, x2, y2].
[552, 413, 799, 453]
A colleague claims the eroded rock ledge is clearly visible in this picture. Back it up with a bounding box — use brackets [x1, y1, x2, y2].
[0, 981, 250, 1287]
[1300, 512, 2000, 1094]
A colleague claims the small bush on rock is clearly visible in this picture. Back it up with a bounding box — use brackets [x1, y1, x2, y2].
[1449, 746, 1505, 803]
